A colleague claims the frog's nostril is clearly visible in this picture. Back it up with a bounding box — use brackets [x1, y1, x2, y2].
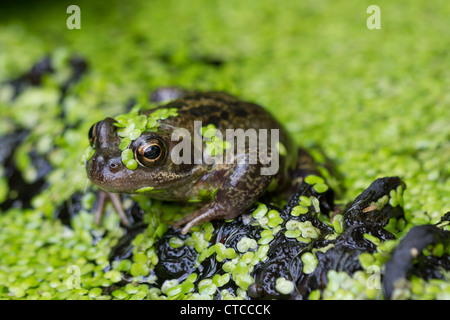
[108, 158, 121, 173]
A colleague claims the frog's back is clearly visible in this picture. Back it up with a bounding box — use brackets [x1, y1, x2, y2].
[145, 91, 297, 178]
[151, 91, 279, 131]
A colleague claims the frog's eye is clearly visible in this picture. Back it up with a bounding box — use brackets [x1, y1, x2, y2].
[88, 122, 100, 146]
[135, 138, 166, 167]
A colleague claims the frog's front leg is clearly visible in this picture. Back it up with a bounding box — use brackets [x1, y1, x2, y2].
[95, 189, 131, 227]
[173, 154, 273, 234]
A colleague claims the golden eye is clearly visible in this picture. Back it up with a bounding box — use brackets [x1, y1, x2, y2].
[88, 122, 99, 146]
[135, 139, 166, 167]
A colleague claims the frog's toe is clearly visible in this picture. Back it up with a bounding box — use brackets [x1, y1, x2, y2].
[172, 214, 197, 234]
[179, 216, 204, 235]
[173, 203, 230, 235]
[172, 205, 215, 234]
[94, 190, 131, 227]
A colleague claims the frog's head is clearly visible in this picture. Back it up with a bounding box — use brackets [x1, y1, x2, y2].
[85, 117, 201, 195]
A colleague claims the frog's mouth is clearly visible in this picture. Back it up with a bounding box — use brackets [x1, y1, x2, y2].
[86, 151, 169, 194]
[86, 152, 129, 193]
[85, 117, 142, 193]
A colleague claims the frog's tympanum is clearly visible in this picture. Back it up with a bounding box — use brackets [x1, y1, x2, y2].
[86, 89, 320, 234]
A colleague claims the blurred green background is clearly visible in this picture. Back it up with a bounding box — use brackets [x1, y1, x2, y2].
[0, 0, 449, 299]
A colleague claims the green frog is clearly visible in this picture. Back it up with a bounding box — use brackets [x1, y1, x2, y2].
[86, 89, 320, 234]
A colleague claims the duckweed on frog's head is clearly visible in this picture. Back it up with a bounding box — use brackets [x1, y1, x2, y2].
[85, 104, 205, 196]
[114, 105, 178, 170]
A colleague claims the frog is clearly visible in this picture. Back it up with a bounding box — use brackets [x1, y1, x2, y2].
[85, 89, 322, 234]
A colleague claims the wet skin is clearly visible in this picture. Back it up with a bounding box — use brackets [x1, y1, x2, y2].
[86, 90, 319, 234]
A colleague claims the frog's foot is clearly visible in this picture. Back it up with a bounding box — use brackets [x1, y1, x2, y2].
[173, 202, 230, 235]
[95, 190, 131, 227]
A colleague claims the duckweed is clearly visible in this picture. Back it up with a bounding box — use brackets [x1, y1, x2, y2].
[252, 203, 268, 220]
[114, 106, 178, 169]
[275, 277, 294, 295]
[363, 233, 381, 246]
[236, 237, 258, 253]
[301, 252, 318, 274]
[1, 0, 449, 301]
[304, 175, 325, 186]
[332, 214, 344, 234]
[198, 279, 217, 295]
[291, 205, 309, 216]
[202, 124, 231, 157]
[168, 237, 184, 249]
[235, 274, 253, 291]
